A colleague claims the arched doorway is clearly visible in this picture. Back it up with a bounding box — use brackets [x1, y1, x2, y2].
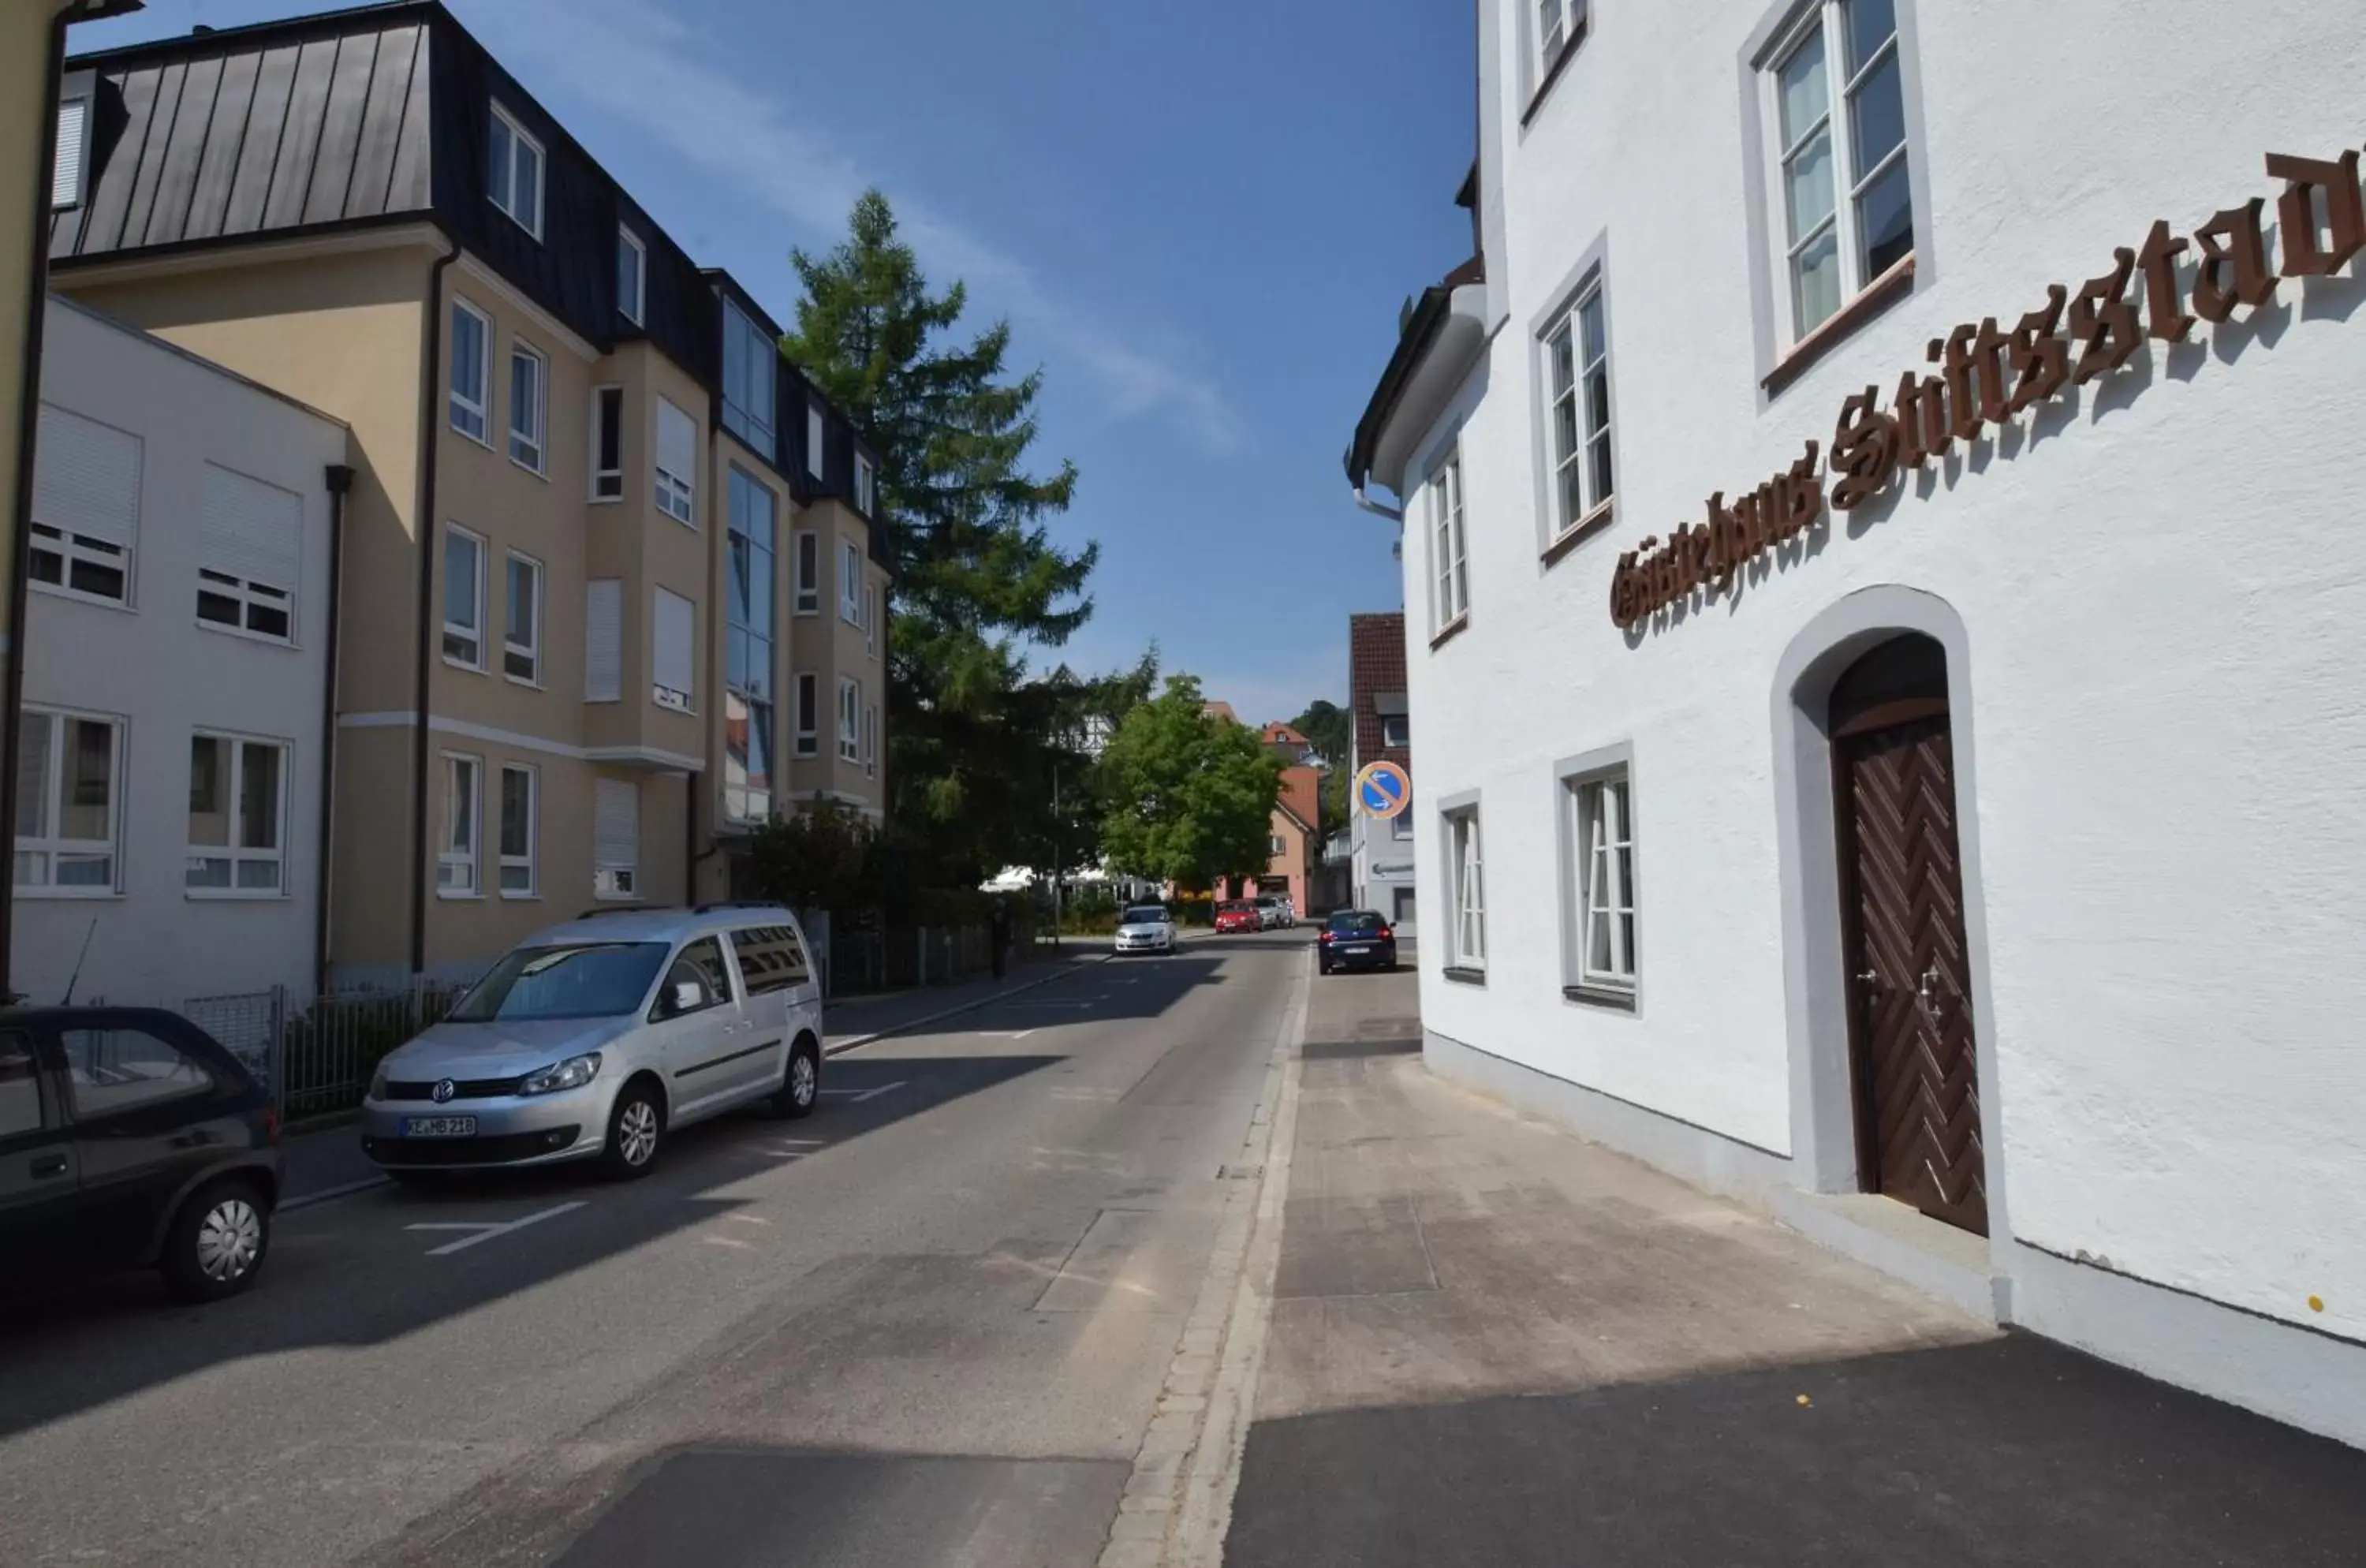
[1830, 633, 1987, 1235]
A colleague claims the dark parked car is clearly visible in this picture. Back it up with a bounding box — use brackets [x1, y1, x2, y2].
[1319, 910, 1398, 974]
[0, 1008, 281, 1302]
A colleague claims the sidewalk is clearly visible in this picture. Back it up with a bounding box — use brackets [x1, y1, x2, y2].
[1222, 967, 2366, 1566]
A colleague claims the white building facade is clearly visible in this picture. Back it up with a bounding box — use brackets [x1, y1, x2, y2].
[14, 296, 345, 1007]
[1347, 0, 2366, 1447]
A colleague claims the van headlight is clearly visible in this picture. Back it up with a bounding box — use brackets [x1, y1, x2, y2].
[368, 1059, 390, 1100]
[517, 1053, 602, 1096]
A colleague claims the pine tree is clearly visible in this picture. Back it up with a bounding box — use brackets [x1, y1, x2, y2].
[782, 191, 1100, 883]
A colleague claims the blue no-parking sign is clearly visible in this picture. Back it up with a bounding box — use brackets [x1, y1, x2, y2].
[1354, 760, 1410, 820]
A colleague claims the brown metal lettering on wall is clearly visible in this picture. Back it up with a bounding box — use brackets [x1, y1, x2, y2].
[1830, 390, 1898, 510]
[2191, 197, 2280, 322]
[2068, 248, 2142, 384]
[2006, 285, 2070, 411]
[2267, 149, 2366, 278]
[2136, 222, 2196, 342]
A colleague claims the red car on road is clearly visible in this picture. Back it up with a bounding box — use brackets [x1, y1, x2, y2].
[1214, 901, 1262, 933]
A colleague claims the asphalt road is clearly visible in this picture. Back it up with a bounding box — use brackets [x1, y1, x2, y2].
[0, 930, 1309, 1568]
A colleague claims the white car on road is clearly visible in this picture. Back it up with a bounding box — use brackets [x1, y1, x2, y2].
[1113, 904, 1177, 956]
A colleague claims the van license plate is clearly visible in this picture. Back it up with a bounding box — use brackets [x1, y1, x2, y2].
[400, 1116, 477, 1138]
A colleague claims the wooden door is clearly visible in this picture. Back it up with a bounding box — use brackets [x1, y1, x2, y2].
[1834, 649, 1987, 1235]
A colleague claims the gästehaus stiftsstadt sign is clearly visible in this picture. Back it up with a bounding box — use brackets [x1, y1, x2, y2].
[1609, 147, 2365, 630]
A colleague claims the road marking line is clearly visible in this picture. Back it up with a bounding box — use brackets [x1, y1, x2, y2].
[406, 1200, 587, 1256]
[703, 1234, 756, 1250]
[819, 1080, 905, 1103]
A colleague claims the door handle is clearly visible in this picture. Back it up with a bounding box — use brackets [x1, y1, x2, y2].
[30, 1153, 67, 1179]
[1856, 969, 1879, 985]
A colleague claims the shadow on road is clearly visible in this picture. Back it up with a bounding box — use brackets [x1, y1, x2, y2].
[0, 1051, 1065, 1439]
[1223, 1332, 2366, 1567]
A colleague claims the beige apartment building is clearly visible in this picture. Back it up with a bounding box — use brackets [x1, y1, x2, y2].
[42, 2, 890, 984]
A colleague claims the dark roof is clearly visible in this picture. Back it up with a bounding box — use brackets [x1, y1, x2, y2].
[51, 9, 435, 261]
[1343, 284, 1450, 491]
[1349, 613, 1409, 778]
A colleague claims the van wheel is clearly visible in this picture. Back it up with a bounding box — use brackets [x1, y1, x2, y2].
[162, 1176, 271, 1303]
[600, 1082, 665, 1180]
[771, 1039, 821, 1120]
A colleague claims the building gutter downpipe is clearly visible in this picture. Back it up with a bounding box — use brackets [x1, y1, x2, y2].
[314, 462, 353, 993]
[410, 239, 462, 978]
[0, 4, 79, 1001]
[1353, 487, 1404, 524]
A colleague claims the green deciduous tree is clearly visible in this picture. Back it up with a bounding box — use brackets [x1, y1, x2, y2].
[782, 190, 1099, 887]
[1289, 698, 1353, 838]
[1097, 677, 1284, 893]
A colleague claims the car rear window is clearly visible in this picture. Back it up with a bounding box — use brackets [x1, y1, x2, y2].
[1327, 912, 1386, 935]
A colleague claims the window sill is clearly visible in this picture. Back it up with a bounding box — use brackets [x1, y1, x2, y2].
[450, 422, 495, 454]
[1519, 22, 1589, 129]
[443, 655, 487, 675]
[1541, 498, 1616, 567]
[1442, 965, 1487, 987]
[589, 494, 624, 506]
[1429, 613, 1471, 651]
[16, 887, 124, 901]
[1563, 982, 1637, 1013]
[197, 619, 297, 649]
[498, 889, 541, 902]
[436, 890, 485, 902]
[503, 672, 544, 692]
[1762, 254, 1917, 399]
[31, 581, 135, 614]
[509, 454, 548, 481]
[186, 890, 289, 902]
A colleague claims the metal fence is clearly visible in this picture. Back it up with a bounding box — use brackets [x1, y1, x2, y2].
[185, 978, 472, 1124]
[827, 924, 999, 995]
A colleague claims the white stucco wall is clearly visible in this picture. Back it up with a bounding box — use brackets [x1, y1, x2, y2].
[15, 297, 345, 1007]
[1398, 0, 2366, 1352]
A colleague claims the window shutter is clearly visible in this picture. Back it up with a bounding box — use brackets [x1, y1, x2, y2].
[654, 587, 694, 701]
[33, 405, 141, 546]
[657, 398, 696, 479]
[200, 464, 302, 593]
[54, 99, 87, 207]
[594, 778, 638, 870]
[585, 579, 621, 701]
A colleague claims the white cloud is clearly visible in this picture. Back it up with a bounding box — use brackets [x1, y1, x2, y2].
[463, 0, 1245, 453]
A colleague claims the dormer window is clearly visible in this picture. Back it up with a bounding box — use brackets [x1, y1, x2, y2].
[487, 102, 543, 240]
[721, 300, 777, 459]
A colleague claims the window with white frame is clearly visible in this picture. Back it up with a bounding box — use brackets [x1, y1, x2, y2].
[1544, 274, 1614, 535]
[504, 552, 542, 683]
[1766, 0, 1913, 342]
[1270, 834, 1285, 857]
[1428, 447, 1468, 632]
[54, 95, 91, 209]
[839, 539, 862, 624]
[1536, 0, 1588, 72]
[655, 396, 696, 525]
[864, 583, 879, 658]
[14, 708, 120, 893]
[726, 467, 777, 823]
[838, 676, 860, 763]
[805, 401, 826, 479]
[439, 754, 480, 894]
[1391, 808, 1415, 841]
[31, 403, 139, 606]
[585, 578, 621, 701]
[863, 703, 877, 778]
[450, 298, 491, 443]
[793, 672, 819, 756]
[593, 777, 639, 898]
[499, 763, 538, 896]
[187, 733, 286, 895]
[196, 463, 298, 641]
[721, 299, 777, 458]
[1381, 713, 1409, 749]
[793, 532, 820, 615]
[853, 453, 875, 514]
[592, 386, 624, 501]
[508, 340, 547, 472]
[653, 586, 695, 714]
[1445, 806, 1486, 972]
[486, 101, 543, 239]
[443, 525, 484, 667]
[1567, 767, 1637, 995]
[617, 226, 645, 325]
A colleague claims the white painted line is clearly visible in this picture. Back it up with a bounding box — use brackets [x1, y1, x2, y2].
[819, 1080, 906, 1103]
[406, 1200, 587, 1256]
[823, 954, 1116, 1057]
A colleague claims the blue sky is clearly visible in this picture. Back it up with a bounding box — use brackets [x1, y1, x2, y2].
[77, 0, 1475, 726]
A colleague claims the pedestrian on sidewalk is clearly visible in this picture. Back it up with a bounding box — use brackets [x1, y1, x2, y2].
[990, 900, 1012, 981]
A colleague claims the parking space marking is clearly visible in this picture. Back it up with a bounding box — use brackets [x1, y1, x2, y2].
[819, 1080, 906, 1103]
[405, 1200, 587, 1256]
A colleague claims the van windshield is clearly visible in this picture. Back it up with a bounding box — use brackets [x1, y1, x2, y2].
[447, 943, 670, 1022]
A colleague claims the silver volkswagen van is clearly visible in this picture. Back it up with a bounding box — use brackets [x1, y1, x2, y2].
[360, 905, 825, 1180]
